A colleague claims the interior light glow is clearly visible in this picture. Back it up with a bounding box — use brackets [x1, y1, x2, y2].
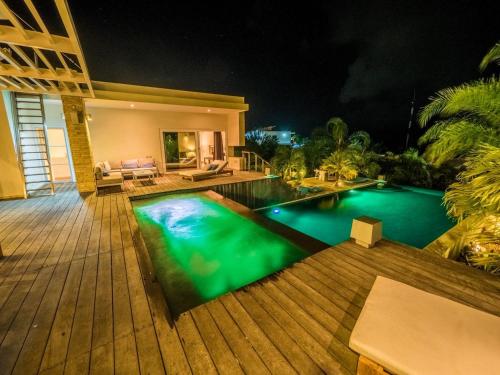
[130, 103, 135, 108]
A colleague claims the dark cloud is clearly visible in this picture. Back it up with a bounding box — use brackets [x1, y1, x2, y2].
[331, 1, 496, 103]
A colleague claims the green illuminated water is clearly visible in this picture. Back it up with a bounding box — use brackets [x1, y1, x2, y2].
[263, 186, 455, 249]
[132, 193, 307, 315]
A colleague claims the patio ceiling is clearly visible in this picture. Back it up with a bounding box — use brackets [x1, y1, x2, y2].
[0, 0, 93, 97]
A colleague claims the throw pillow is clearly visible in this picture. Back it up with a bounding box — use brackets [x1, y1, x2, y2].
[139, 158, 155, 168]
[122, 159, 138, 169]
[208, 163, 218, 171]
[103, 160, 112, 172]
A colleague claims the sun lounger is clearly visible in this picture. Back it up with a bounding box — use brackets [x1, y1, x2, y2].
[178, 160, 232, 181]
[349, 276, 500, 375]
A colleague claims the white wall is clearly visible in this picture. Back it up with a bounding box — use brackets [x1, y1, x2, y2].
[0, 93, 25, 199]
[86, 106, 234, 170]
[43, 100, 76, 181]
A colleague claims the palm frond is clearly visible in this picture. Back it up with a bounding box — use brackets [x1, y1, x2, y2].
[444, 144, 500, 220]
[418, 77, 500, 127]
[421, 121, 499, 166]
[348, 130, 371, 151]
[418, 120, 453, 145]
[479, 41, 500, 72]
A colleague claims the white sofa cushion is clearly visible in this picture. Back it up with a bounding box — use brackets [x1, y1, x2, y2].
[349, 276, 500, 375]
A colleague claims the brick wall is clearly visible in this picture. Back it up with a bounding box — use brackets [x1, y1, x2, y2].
[61, 96, 96, 193]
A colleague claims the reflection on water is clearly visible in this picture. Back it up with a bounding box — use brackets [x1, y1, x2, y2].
[211, 177, 302, 209]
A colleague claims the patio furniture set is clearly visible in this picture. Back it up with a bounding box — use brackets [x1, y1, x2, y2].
[94, 157, 233, 192]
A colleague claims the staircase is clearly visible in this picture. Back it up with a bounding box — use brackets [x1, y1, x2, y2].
[13, 93, 54, 197]
[242, 151, 272, 173]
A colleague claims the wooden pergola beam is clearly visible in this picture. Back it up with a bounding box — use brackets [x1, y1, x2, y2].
[23, 0, 54, 43]
[0, 63, 86, 82]
[33, 48, 55, 73]
[14, 76, 35, 90]
[55, 51, 73, 76]
[54, 0, 94, 97]
[0, 0, 94, 98]
[0, 48, 22, 70]
[0, 75, 22, 89]
[8, 44, 39, 71]
[0, 84, 90, 97]
[0, 0, 29, 39]
[0, 25, 75, 54]
[28, 77, 48, 91]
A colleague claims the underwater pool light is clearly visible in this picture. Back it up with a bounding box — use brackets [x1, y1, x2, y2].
[272, 208, 280, 214]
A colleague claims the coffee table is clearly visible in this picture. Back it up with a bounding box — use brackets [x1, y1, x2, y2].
[132, 169, 154, 181]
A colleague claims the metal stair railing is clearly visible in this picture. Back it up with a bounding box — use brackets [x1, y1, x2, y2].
[12, 92, 54, 197]
[241, 151, 272, 173]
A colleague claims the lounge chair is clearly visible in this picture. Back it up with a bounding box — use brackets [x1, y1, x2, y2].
[179, 160, 232, 181]
[166, 157, 197, 169]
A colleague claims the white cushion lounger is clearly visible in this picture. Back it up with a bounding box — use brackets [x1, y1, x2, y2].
[349, 276, 500, 375]
[179, 160, 230, 181]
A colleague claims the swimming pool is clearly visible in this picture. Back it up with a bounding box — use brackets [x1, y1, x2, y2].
[132, 192, 307, 316]
[261, 185, 455, 249]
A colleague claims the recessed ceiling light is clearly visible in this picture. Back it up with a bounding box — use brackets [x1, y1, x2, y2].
[130, 103, 135, 108]
[207, 109, 211, 112]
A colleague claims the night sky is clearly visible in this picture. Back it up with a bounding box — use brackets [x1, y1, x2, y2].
[69, 0, 499, 150]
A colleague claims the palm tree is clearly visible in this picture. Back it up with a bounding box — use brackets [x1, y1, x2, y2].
[326, 117, 349, 150]
[441, 144, 500, 274]
[348, 130, 371, 154]
[320, 150, 358, 185]
[418, 41, 500, 167]
[419, 41, 500, 273]
[271, 146, 307, 181]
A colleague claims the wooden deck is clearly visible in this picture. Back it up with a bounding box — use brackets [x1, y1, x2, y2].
[0, 180, 499, 374]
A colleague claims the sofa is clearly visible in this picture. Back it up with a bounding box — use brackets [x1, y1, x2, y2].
[96, 158, 160, 178]
[119, 158, 160, 177]
[94, 163, 124, 192]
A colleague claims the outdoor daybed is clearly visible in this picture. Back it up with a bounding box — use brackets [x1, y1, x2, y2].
[178, 160, 232, 181]
[349, 276, 500, 375]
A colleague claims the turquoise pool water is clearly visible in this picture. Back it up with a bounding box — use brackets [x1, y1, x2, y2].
[262, 186, 455, 249]
[132, 193, 307, 316]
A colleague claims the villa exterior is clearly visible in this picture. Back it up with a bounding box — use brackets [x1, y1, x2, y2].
[0, 2, 248, 200]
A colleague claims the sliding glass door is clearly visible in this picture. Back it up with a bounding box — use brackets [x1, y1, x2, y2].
[163, 131, 198, 170]
[162, 130, 227, 171]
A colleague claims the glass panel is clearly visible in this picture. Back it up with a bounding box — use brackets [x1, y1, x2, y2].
[47, 128, 71, 181]
[164, 132, 197, 170]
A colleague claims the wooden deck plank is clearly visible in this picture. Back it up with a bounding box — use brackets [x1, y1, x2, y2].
[11, 194, 93, 374]
[205, 299, 271, 374]
[0, 177, 499, 375]
[175, 313, 217, 375]
[247, 283, 345, 374]
[233, 290, 321, 374]
[190, 305, 244, 375]
[0, 194, 77, 311]
[219, 293, 297, 374]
